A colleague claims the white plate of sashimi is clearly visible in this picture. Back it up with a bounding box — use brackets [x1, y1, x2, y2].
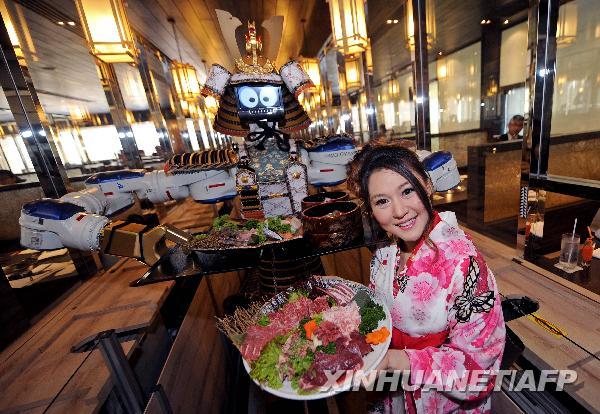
[235, 276, 392, 400]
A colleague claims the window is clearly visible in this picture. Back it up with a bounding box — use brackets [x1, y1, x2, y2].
[80, 126, 122, 162]
[131, 122, 161, 156]
[500, 22, 528, 88]
[186, 119, 200, 151]
[0, 135, 26, 173]
[551, 0, 600, 135]
[57, 130, 83, 165]
[429, 42, 481, 133]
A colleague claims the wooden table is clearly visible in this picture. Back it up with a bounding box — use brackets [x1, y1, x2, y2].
[0, 199, 219, 414]
[468, 229, 600, 413]
[0, 259, 172, 413]
[536, 251, 600, 295]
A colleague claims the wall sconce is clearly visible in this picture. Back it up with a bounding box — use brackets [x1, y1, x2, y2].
[387, 78, 399, 98]
[344, 54, 363, 92]
[328, 0, 368, 55]
[75, 0, 137, 63]
[557, 2, 578, 46]
[486, 77, 498, 97]
[405, 0, 436, 51]
[171, 61, 201, 101]
[437, 63, 447, 79]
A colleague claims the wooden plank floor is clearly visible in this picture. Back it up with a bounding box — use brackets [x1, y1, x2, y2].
[0, 257, 171, 414]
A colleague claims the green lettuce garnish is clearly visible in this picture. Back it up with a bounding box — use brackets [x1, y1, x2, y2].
[212, 215, 239, 231]
[250, 335, 287, 389]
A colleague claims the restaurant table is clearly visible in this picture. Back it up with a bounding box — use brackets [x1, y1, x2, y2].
[533, 251, 600, 295]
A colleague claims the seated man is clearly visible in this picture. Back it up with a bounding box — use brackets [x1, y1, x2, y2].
[498, 115, 525, 141]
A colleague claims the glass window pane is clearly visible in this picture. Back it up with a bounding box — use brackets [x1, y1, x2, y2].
[0, 136, 26, 174]
[131, 122, 160, 156]
[429, 43, 481, 133]
[186, 119, 200, 151]
[58, 131, 83, 165]
[549, 0, 600, 182]
[500, 22, 528, 87]
[80, 126, 121, 162]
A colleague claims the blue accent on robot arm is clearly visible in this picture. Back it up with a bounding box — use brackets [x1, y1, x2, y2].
[22, 199, 85, 220]
[422, 151, 453, 171]
[85, 170, 146, 184]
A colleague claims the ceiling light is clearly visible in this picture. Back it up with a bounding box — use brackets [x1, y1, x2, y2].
[438, 51, 443, 55]
[406, 0, 436, 50]
[393, 19, 398, 24]
[481, 19, 486, 24]
[386, 19, 392, 24]
[67, 21, 76, 26]
[503, 19, 509, 25]
[57, 21, 65, 25]
[75, 0, 137, 63]
[328, 0, 368, 54]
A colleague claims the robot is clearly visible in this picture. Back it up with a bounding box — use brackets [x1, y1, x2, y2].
[18, 21, 460, 266]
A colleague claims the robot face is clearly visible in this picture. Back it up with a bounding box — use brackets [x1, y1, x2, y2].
[235, 83, 284, 123]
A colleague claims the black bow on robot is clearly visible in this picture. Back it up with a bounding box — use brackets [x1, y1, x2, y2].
[246, 121, 290, 152]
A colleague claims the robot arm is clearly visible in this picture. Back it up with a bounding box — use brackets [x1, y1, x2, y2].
[19, 199, 192, 266]
[300, 136, 358, 187]
[20, 199, 109, 251]
[416, 150, 461, 192]
[60, 164, 237, 217]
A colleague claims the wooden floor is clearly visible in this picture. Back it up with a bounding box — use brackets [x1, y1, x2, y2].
[0, 257, 172, 414]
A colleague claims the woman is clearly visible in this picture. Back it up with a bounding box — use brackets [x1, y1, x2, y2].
[349, 144, 505, 414]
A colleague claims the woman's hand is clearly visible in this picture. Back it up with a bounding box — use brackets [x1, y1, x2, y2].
[359, 349, 411, 389]
[378, 349, 411, 371]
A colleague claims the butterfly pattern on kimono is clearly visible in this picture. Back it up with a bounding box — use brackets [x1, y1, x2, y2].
[452, 256, 495, 323]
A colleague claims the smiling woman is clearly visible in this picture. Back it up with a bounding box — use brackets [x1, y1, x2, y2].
[348, 143, 506, 414]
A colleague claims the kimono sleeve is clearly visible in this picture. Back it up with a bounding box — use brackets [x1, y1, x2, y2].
[404, 253, 506, 402]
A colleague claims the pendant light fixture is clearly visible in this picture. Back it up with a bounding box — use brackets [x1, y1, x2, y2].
[168, 17, 201, 102]
[75, 0, 137, 63]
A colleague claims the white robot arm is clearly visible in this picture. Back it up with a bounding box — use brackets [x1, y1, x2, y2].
[416, 150, 461, 192]
[20, 199, 109, 251]
[300, 136, 358, 186]
[19, 198, 191, 266]
[58, 167, 237, 217]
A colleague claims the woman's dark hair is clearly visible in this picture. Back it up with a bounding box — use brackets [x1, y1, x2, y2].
[348, 143, 435, 244]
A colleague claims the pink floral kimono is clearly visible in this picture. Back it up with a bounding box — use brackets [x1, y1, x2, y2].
[369, 211, 505, 414]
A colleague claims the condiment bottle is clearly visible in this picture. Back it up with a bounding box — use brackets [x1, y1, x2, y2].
[581, 237, 595, 267]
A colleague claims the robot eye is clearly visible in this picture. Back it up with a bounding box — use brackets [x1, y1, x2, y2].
[259, 87, 278, 106]
[239, 87, 259, 108]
